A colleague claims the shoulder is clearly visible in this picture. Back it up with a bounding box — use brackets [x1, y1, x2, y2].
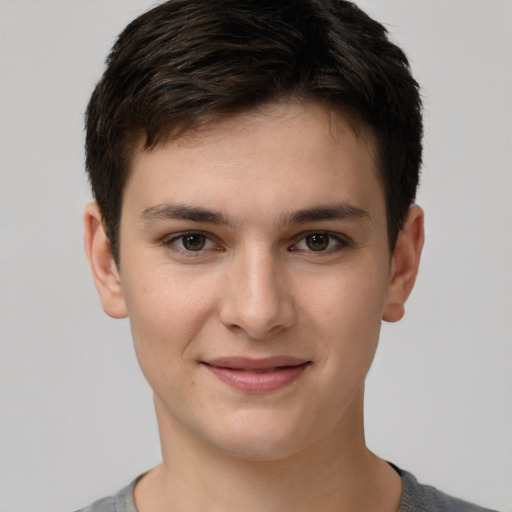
[73, 476, 140, 512]
[74, 495, 115, 512]
[396, 466, 500, 512]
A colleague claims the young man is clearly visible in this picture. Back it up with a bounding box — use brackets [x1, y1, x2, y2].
[79, 1, 498, 511]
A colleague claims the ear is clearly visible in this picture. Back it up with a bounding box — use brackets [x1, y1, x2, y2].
[382, 205, 424, 323]
[84, 202, 128, 319]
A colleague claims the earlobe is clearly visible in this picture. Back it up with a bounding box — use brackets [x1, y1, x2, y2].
[84, 202, 128, 319]
[382, 205, 424, 323]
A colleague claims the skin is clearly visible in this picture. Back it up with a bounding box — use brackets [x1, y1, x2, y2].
[85, 101, 424, 511]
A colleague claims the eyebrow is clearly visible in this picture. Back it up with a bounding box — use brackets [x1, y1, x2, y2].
[282, 203, 370, 226]
[139, 203, 234, 226]
[139, 202, 370, 227]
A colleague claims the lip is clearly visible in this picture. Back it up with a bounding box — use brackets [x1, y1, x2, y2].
[202, 356, 311, 393]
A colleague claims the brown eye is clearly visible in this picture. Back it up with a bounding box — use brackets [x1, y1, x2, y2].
[164, 231, 218, 254]
[291, 232, 346, 254]
[182, 234, 207, 251]
[305, 233, 330, 251]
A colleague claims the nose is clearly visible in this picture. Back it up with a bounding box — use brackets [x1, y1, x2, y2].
[218, 246, 297, 340]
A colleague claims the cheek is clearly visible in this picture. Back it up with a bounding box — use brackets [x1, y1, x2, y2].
[303, 262, 389, 362]
[121, 267, 219, 371]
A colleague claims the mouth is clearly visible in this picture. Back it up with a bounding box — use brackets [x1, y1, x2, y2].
[201, 356, 312, 393]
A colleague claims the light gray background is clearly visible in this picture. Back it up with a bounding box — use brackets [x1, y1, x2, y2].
[0, 1, 511, 511]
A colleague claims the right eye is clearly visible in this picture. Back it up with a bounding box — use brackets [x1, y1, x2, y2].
[163, 232, 217, 252]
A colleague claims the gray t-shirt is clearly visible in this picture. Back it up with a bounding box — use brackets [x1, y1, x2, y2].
[75, 466, 499, 512]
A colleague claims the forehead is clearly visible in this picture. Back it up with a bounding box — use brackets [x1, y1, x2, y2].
[124, 102, 384, 224]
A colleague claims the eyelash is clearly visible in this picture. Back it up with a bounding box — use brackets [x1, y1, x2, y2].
[162, 231, 221, 254]
[289, 232, 349, 254]
[162, 230, 349, 255]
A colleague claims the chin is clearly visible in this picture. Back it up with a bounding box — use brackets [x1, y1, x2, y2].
[219, 435, 304, 462]
[205, 410, 317, 462]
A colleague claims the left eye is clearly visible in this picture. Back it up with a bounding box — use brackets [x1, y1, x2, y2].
[293, 233, 344, 252]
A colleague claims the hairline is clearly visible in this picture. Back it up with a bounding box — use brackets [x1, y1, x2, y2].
[112, 98, 390, 269]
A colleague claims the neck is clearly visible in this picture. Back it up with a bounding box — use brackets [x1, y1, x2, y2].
[135, 389, 401, 512]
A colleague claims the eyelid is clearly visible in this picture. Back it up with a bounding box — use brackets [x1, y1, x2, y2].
[161, 230, 220, 253]
[159, 229, 350, 254]
[289, 231, 350, 252]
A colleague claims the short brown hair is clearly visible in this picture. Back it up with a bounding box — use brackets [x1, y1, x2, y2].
[85, 0, 422, 263]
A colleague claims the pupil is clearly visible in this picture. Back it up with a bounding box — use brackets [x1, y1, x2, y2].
[184, 234, 205, 251]
[306, 234, 329, 251]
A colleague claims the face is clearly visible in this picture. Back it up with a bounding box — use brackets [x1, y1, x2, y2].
[108, 102, 403, 460]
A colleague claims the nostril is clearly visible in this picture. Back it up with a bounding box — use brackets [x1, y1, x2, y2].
[217, 256, 297, 338]
[218, 298, 297, 340]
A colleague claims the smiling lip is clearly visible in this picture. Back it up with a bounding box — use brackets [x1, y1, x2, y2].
[202, 356, 311, 393]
